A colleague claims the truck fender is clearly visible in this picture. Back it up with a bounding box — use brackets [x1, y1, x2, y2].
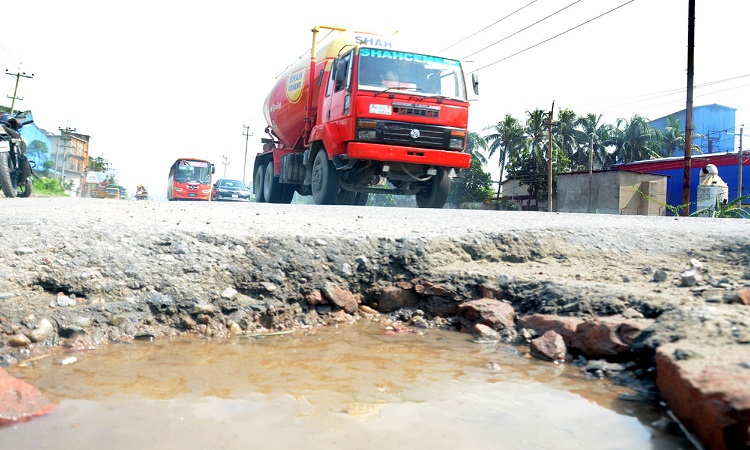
[310, 122, 346, 159]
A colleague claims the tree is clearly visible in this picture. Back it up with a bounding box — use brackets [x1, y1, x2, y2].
[574, 113, 613, 170]
[506, 109, 550, 207]
[662, 115, 684, 157]
[483, 114, 524, 198]
[554, 108, 578, 172]
[609, 115, 662, 164]
[27, 140, 49, 165]
[448, 157, 493, 206]
[89, 156, 107, 172]
[466, 131, 487, 165]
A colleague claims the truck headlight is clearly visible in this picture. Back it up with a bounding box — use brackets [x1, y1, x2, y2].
[449, 129, 466, 150]
[449, 138, 464, 149]
[357, 120, 378, 141]
[358, 129, 378, 140]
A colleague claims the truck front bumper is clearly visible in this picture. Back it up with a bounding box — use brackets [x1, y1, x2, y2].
[347, 142, 471, 169]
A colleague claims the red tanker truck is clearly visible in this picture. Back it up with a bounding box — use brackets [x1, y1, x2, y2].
[254, 25, 478, 208]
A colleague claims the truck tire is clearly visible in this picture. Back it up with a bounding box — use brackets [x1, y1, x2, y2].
[416, 168, 449, 209]
[0, 152, 16, 198]
[335, 190, 369, 206]
[354, 192, 369, 206]
[254, 164, 266, 202]
[311, 150, 339, 205]
[263, 161, 294, 204]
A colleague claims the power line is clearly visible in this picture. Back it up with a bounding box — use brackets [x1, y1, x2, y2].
[468, 0, 636, 74]
[592, 73, 750, 111]
[439, 0, 540, 54]
[462, 0, 582, 60]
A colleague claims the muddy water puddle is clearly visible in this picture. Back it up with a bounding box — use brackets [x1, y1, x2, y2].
[2, 323, 691, 449]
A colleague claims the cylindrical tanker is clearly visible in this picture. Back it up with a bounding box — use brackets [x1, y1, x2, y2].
[263, 32, 356, 150]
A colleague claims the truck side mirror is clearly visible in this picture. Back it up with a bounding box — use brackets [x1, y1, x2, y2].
[471, 73, 479, 95]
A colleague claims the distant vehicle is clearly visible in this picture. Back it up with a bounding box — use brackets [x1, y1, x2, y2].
[211, 179, 251, 201]
[104, 185, 121, 199]
[135, 184, 149, 200]
[167, 158, 215, 201]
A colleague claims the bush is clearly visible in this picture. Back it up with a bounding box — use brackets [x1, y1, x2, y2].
[31, 177, 69, 196]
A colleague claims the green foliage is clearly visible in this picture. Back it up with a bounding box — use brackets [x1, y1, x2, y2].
[484, 197, 519, 211]
[89, 156, 107, 173]
[448, 158, 494, 205]
[632, 185, 687, 216]
[369, 193, 398, 207]
[690, 195, 750, 219]
[27, 140, 49, 162]
[32, 176, 69, 196]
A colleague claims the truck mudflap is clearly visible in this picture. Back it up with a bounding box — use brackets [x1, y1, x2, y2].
[347, 142, 471, 169]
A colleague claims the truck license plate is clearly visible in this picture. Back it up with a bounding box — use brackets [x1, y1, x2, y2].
[0, 141, 9, 153]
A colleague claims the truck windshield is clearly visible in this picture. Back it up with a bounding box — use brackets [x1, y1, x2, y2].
[357, 47, 467, 101]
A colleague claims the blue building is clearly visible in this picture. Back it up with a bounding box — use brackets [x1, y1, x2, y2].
[15, 111, 54, 171]
[650, 104, 737, 155]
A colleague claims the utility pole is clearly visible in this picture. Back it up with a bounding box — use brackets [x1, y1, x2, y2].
[58, 126, 76, 184]
[738, 126, 744, 200]
[681, 0, 695, 216]
[588, 135, 594, 213]
[547, 100, 555, 212]
[221, 155, 230, 178]
[5, 69, 34, 115]
[242, 124, 253, 185]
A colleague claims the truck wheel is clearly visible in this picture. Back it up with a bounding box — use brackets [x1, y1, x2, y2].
[311, 150, 339, 205]
[335, 189, 356, 205]
[354, 192, 369, 206]
[254, 164, 266, 202]
[0, 152, 16, 198]
[335, 190, 369, 206]
[278, 185, 295, 204]
[264, 161, 290, 203]
[416, 168, 449, 209]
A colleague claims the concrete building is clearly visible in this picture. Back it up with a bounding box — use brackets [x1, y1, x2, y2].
[556, 170, 668, 216]
[48, 130, 91, 196]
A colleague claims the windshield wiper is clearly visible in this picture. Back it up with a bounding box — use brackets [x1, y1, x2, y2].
[374, 86, 421, 97]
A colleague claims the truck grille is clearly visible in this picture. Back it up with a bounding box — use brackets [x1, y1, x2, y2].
[381, 122, 447, 149]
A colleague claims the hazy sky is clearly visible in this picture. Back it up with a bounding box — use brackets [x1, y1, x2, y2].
[2, 0, 748, 195]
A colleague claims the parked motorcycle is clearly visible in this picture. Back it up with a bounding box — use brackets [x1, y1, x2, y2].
[0, 111, 33, 198]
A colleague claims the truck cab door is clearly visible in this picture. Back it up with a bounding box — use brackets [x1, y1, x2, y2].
[322, 50, 353, 125]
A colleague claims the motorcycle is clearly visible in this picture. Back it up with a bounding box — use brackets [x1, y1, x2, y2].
[0, 111, 34, 198]
[135, 185, 149, 200]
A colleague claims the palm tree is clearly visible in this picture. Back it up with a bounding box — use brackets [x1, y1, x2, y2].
[574, 113, 613, 170]
[483, 114, 524, 198]
[662, 115, 684, 157]
[554, 108, 578, 172]
[466, 131, 488, 165]
[507, 109, 549, 206]
[609, 115, 662, 164]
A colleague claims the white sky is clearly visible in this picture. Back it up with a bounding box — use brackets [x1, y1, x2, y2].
[1, 0, 748, 195]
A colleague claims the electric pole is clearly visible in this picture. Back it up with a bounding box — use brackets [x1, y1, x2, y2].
[242, 124, 253, 185]
[681, 0, 695, 216]
[58, 127, 76, 184]
[548, 100, 555, 212]
[221, 155, 230, 178]
[5, 69, 34, 115]
[738, 126, 744, 200]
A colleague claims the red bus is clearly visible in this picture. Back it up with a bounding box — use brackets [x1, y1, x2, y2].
[167, 158, 215, 201]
